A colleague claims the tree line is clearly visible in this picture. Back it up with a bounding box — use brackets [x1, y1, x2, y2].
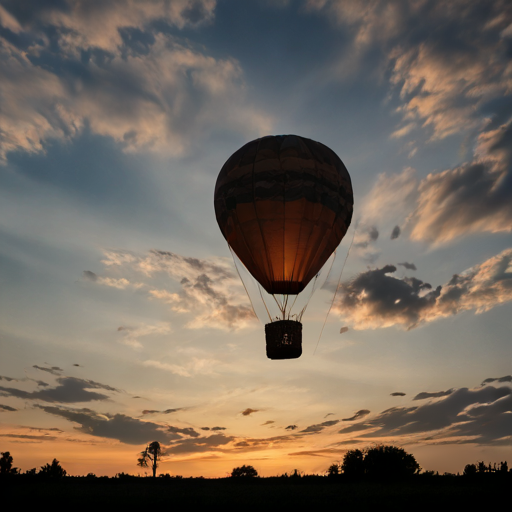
[2, 444, 511, 480]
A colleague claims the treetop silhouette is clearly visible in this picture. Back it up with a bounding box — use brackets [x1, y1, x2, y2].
[335, 445, 420, 480]
[231, 465, 258, 478]
[1, 451, 17, 475]
[39, 458, 67, 478]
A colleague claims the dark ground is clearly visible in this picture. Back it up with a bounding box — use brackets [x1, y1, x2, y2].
[2, 475, 509, 508]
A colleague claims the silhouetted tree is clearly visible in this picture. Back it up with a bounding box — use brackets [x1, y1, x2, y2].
[39, 458, 66, 478]
[341, 448, 365, 478]
[463, 464, 477, 476]
[138, 441, 161, 477]
[364, 445, 420, 479]
[327, 463, 340, 477]
[340, 445, 419, 480]
[0, 452, 17, 475]
[231, 465, 258, 477]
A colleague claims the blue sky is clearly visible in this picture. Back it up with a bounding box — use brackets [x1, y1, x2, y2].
[0, 0, 511, 477]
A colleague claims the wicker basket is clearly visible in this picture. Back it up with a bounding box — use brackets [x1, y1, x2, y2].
[265, 320, 302, 360]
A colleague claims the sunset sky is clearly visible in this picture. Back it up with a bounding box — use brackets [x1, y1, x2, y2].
[1, 0, 511, 478]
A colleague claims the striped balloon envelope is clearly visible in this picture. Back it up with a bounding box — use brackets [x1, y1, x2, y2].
[214, 135, 353, 296]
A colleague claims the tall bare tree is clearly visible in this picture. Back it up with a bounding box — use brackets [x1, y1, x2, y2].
[138, 441, 161, 478]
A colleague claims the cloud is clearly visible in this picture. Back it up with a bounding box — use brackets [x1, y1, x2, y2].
[337, 382, 512, 446]
[336, 248, 512, 330]
[482, 376, 512, 386]
[355, 226, 379, 248]
[342, 409, 370, 421]
[360, 118, 512, 246]
[398, 262, 417, 271]
[231, 433, 299, 452]
[300, 419, 340, 433]
[33, 365, 63, 375]
[387, 3, 512, 142]
[353, 225, 381, 263]
[82, 270, 98, 282]
[83, 271, 138, 290]
[0, 404, 17, 411]
[407, 121, 512, 244]
[117, 323, 172, 349]
[285, 425, 298, 430]
[310, 2, 512, 246]
[339, 327, 349, 334]
[0, 377, 118, 403]
[163, 433, 234, 455]
[143, 356, 220, 378]
[361, 167, 419, 224]
[38, 404, 183, 445]
[310, 1, 511, 142]
[142, 408, 184, 415]
[241, 408, 259, 416]
[336, 264, 441, 330]
[0, 2, 272, 161]
[97, 249, 256, 330]
[391, 392, 406, 397]
[0, 433, 59, 441]
[168, 426, 200, 438]
[390, 225, 401, 239]
[2, 1, 216, 49]
[262, 421, 275, 426]
[413, 389, 454, 401]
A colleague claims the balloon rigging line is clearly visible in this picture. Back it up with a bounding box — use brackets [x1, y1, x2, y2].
[312, 221, 357, 356]
[230, 246, 272, 323]
[258, 284, 273, 322]
[297, 250, 337, 322]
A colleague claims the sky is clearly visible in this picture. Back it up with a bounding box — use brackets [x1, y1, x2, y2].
[1, 0, 511, 478]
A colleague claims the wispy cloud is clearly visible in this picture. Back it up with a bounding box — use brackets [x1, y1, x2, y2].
[0, 1, 271, 161]
[414, 389, 454, 401]
[407, 121, 512, 244]
[142, 408, 185, 416]
[241, 408, 259, 416]
[342, 410, 370, 421]
[38, 404, 184, 445]
[92, 249, 256, 330]
[300, 419, 340, 433]
[163, 433, 234, 455]
[0, 376, 119, 403]
[33, 365, 63, 375]
[0, 404, 17, 412]
[117, 323, 172, 350]
[337, 380, 512, 446]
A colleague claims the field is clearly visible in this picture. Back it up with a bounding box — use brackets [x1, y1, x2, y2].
[3, 475, 509, 508]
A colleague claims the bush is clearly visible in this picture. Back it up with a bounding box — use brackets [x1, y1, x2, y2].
[338, 445, 420, 480]
[231, 465, 258, 478]
[39, 458, 67, 478]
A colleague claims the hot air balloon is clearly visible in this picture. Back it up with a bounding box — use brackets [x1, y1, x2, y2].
[214, 135, 353, 359]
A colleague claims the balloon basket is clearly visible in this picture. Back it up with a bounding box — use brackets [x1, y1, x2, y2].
[265, 320, 302, 360]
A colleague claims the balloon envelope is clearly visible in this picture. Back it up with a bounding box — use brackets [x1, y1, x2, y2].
[214, 135, 353, 295]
